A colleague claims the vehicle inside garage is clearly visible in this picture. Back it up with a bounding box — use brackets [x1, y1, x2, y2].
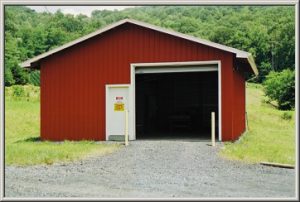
[136, 71, 219, 140]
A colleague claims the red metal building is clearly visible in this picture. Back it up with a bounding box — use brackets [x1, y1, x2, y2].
[21, 19, 258, 141]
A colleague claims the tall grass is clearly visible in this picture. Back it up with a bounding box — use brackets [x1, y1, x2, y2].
[5, 84, 295, 165]
[220, 83, 295, 165]
[5, 85, 121, 166]
[5, 85, 40, 101]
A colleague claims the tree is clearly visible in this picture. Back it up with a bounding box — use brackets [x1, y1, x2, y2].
[11, 65, 28, 85]
[4, 5, 295, 86]
[256, 62, 272, 82]
[4, 33, 27, 85]
[5, 66, 15, 86]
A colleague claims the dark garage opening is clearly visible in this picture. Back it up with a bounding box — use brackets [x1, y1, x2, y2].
[136, 71, 219, 140]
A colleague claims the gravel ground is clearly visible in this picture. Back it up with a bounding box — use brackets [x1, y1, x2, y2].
[5, 140, 296, 199]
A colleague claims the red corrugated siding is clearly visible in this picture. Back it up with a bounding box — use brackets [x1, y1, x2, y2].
[232, 64, 246, 140]
[41, 23, 241, 141]
[220, 53, 235, 141]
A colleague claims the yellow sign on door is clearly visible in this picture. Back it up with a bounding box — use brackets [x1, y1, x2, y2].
[114, 103, 124, 111]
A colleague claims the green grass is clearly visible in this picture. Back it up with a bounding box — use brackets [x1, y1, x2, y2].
[220, 83, 295, 165]
[5, 84, 295, 166]
[5, 89, 122, 166]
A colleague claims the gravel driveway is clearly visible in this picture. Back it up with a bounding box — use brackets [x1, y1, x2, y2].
[5, 140, 295, 198]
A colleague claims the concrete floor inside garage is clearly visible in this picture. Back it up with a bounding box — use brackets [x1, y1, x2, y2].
[135, 71, 219, 140]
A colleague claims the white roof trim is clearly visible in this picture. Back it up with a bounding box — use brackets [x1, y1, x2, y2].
[20, 18, 258, 75]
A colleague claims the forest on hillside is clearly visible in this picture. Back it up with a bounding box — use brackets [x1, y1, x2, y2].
[4, 5, 295, 86]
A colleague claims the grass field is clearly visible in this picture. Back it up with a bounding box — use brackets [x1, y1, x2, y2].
[5, 84, 295, 166]
[220, 83, 295, 165]
[5, 86, 121, 166]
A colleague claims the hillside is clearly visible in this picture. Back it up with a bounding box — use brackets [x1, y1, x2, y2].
[221, 83, 295, 164]
[4, 5, 295, 86]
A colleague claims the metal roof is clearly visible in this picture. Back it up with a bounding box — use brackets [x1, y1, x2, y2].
[20, 18, 258, 75]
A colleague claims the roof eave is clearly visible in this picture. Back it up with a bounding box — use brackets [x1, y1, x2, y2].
[246, 54, 259, 76]
[21, 60, 36, 68]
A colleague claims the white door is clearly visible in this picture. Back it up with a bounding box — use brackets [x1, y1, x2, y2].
[106, 85, 130, 141]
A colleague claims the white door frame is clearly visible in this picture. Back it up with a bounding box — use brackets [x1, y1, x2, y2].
[129, 60, 222, 141]
[105, 84, 131, 141]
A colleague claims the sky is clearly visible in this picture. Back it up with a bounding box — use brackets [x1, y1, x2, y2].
[27, 6, 136, 17]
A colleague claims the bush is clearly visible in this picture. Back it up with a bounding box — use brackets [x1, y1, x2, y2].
[263, 69, 295, 110]
[12, 85, 26, 98]
[5, 85, 40, 101]
[11, 65, 29, 85]
[281, 112, 292, 120]
[5, 66, 15, 86]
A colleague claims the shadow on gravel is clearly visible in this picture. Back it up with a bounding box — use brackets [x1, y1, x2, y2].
[135, 138, 221, 143]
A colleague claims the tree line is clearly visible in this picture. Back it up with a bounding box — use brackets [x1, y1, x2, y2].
[5, 5, 295, 86]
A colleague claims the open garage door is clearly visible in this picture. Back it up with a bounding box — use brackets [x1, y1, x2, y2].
[134, 65, 219, 141]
